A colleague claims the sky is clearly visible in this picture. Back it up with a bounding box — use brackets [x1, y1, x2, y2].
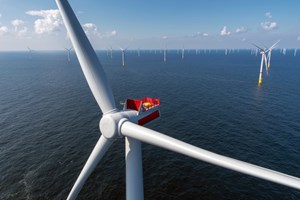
[0, 0, 300, 51]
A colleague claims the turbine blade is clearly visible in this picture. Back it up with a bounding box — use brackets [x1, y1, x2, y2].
[252, 43, 264, 51]
[120, 121, 300, 190]
[56, 0, 116, 114]
[269, 40, 280, 51]
[67, 136, 113, 200]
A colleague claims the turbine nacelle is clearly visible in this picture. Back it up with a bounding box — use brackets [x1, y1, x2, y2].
[100, 97, 161, 139]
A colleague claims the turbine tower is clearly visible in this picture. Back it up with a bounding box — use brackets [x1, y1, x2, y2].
[56, 1, 300, 199]
[181, 46, 185, 60]
[120, 47, 127, 67]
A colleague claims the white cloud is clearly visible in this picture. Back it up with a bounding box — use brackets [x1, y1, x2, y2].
[26, 9, 62, 34]
[162, 36, 168, 39]
[265, 12, 272, 18]
[109, 30, 117, 37]
[17, 27, 28, 36]
[220, 26, 230, 36]
[260, 21, 277, 31]
[83, 23, 117, 38]
[0, 25, 9, 35]
[11, 19, 24, 27]
[0, 13, 2, 18]
[297, 36, 300, 41]
[236, 26, 247, 33]
[192, 32, 209, 37]
[83, 23, 100, 37]
[102, 30, 117, 38]
[11, 19, 24, 32]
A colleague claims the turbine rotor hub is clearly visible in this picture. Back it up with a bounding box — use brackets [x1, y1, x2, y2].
[99, 110, 138, 139]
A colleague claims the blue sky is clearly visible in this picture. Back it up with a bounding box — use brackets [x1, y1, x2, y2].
[0, 0, 300, 50]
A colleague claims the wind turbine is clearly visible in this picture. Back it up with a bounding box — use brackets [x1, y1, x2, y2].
[266, 40, 280, 68]
[137, 48, 140, 57]
[252, 44, 269, 86]
[56, 1, 300, 200]
[163, 37, 167, 63]
[27, 46, 33, 60]
[282, 48, 287, 55]
[120, 47, 127, 67]
[65, 47, 73, 63]
[163, 46, 167, 63]
[252, 41, 279, 86]
[181, 46, 185, 60]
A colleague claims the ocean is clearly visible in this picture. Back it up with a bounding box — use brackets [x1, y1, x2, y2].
[0, 50, 300, 199]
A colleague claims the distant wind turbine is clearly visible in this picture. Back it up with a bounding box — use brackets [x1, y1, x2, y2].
[163, 47, 167, 63]
[181, 46, 185, 60]
[27, 46, 33, 60]
[120, 47, 128, 67]
[65, 47, 73, 63]
[294, 48, 297, 57]
[110, 46, 113, 59]
[282, 48, 287, 55]
[163, 37, 167, 63]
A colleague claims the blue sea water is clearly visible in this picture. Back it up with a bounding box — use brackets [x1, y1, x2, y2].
[0, 50, 300, 199]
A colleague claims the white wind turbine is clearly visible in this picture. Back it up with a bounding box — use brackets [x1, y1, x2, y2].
[252, 41, 278, 86]
[162, 36, 167, 63]
[110, 46, 113, 59]
[266, 40, 280, 68]
[56, 1, 300, 200]
[252, 44, 268, 86]
[181, 46, 185, 60]
[163, 47, 167, 62]
[137, 48, 140, 57]
[65, 47, 73, 63]
[27, 46, 33, 60]
[120, 47, 128, 67]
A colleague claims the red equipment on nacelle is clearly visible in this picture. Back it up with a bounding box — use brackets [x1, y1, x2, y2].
[124, 97, 160, 126]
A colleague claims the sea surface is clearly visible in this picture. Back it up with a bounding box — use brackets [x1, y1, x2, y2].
[0, 50, 300, 200]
